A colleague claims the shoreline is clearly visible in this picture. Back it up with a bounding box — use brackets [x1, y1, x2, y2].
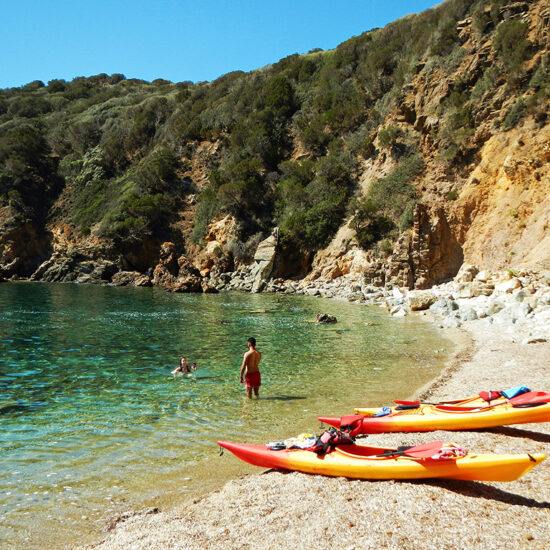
[83, 295, 550, 549]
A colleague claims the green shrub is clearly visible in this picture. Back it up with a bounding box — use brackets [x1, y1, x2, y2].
[191, 187, 221, 244]
[473, 10, 492, 36]
[446, 189, 459, 201]
[399, 200, 417, 231]
[368, 154, 423, 219]
[7, 96, 52, 118]
[377, 125, 400, 149]
[278, 150, 357, 250]
[502, 98, 526, 129]
[529, 57, 550, 91]
[350, 198, 395, 249]
[379, 239, 394, 256]
[350, 154, 423, 250]
[493, 20, 532, 82]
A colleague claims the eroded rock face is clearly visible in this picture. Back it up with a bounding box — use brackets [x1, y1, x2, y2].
[30, 251, 118, 283]
[0, 206, 51, 278]
[362, 205, 464, 289]
[150, 242, 209, 293]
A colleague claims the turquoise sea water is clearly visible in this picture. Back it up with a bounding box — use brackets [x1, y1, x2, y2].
[0, 282, 453, 548]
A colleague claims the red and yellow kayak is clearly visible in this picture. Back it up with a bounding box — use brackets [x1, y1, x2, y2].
[218, 440, 545, 482]
[319, 391, 550, 434]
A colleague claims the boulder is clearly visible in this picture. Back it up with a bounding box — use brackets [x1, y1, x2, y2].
[30, 254, 117, 283]
[475, 270, 490, 282]
[408, 290, 437, 311]
[454, 264, 479, 283]
[429, 298, 459, 316]
[495, 278, 521, 293]
[486, 300, 505, 316]
[251, 230, 279, 293]
[391, 307, 408, 317]
[458, 308, 478, 321]
[152, 242, 180, 286]
[152, 264, 177, 287]
[454, 282, 484, 299]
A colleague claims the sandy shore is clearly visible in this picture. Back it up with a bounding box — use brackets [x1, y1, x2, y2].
[83, 318, 550, 550]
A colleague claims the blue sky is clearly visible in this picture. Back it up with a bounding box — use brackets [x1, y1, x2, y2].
[1, 0, 442, 89]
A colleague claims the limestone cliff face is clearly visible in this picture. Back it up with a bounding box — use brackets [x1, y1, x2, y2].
[305, 0, 550, 288]
[453, 122, 550, 270]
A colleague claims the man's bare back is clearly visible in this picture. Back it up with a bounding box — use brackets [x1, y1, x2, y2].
[240, 337, 262, 398]
[243, 348, 261, 372]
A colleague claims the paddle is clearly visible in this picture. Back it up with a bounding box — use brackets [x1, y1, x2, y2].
[378, 440, 444, 459]
[394, 397, 475, 406]
[397, 392, 550, 411]
[510, 391, 550, 406]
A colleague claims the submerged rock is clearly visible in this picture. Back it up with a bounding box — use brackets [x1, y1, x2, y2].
[314, 313, 337, 324]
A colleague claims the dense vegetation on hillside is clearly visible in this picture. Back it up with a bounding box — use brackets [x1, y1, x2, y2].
[0, 0, 548, 275]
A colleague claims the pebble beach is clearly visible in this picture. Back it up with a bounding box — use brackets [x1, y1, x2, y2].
[83, 269, 550, 550]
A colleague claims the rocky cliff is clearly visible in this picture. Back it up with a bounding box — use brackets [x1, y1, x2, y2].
[0, 0, 548, 292]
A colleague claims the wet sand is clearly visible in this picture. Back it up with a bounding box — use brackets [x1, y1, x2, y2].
[83, 319, 550, 550]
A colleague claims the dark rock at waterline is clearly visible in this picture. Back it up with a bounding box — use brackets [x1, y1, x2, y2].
[315, 313, 337, 324]
[111, 271, 152, 287]
[30, 253, 118, 283]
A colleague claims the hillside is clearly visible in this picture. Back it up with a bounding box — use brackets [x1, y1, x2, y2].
[0, 0, 548, 290]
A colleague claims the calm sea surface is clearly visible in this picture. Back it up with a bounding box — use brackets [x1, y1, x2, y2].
[0, 282, 454, 548]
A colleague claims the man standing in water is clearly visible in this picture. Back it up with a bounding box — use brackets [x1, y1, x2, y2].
[240, 337, 261, 398]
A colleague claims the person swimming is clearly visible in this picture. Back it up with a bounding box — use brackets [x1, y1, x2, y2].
[171, 357, 198, 375]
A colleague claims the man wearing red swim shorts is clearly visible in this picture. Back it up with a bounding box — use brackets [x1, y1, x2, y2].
[239, 337, 262, 398]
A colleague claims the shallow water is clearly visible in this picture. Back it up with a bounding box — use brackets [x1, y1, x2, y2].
[0, 282, 453, 548]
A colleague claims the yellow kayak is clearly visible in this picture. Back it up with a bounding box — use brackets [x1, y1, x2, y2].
[320, 391, 550, 433]
[218, 440, 545, 482]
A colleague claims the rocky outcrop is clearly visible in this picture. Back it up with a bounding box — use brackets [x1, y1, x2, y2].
[30, 252, 118, 283]
[0, 206, 51, 278]
[360, 204, 464, 289]
[151, 242, 214, 293]
[251, 229, 279, 293]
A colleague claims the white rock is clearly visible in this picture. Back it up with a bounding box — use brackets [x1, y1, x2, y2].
[475, 270, 490, 282]
[391, 307, 407, 317]
[392, 287, 404, 299]
[454, 263, 479, 283]
[495, 278, 521, 293]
